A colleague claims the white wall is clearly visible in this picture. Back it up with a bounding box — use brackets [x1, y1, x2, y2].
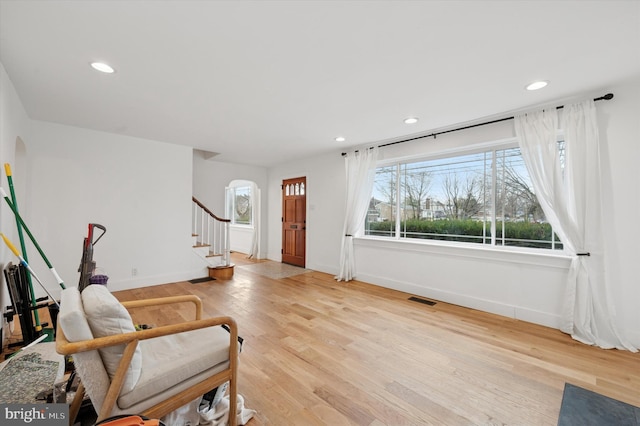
[192, 155, 268, 257]
[24, 121, 197, 294]
[267, 76, 640, 347]
[229, 226, 253, 254]
[597, 75, 640, 345]
[0, 63, 28, 252]
[0, 62, 28, 346]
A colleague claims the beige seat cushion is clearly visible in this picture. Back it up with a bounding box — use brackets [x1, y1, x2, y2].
[116, 325, 231, 409]
[81, 284, 142, 394]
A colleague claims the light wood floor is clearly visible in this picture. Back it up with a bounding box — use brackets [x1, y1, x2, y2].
[114, 254, 640, 426]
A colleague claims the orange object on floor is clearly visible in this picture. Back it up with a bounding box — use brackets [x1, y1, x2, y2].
[97, 416, 161, 426]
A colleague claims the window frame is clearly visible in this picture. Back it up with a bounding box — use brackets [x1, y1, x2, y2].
[362, 137, 567, 256]
[226, 184, 254, 228]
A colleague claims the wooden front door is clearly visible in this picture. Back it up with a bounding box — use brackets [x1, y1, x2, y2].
[282, 177, 306, 267]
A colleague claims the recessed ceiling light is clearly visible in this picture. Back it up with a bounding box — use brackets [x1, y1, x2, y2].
[404, 117, 419, 124]
[526, 80, 548, 91]
[335, 136, 346, 142]
[90, 62, 115, 73]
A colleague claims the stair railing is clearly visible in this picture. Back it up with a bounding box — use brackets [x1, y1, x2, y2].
[192, 196, 231, 267]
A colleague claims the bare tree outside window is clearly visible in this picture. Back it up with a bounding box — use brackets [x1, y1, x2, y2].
[401, 165, 432, 220]
[231, 186, 252, 225]
[442, 173, 483, 220]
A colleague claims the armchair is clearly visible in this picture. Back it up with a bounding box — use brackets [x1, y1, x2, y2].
[55, 285, 239, 425]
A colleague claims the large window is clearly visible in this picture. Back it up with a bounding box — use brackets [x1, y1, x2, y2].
[365, 143, 562, 250]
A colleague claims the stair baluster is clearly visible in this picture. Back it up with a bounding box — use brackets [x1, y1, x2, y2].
[192, 196, 231, 268]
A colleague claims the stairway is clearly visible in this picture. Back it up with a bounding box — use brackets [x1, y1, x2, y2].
[192, 196, 234, 279]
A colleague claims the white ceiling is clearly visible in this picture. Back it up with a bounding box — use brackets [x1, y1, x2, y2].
[1, 1, 639, 167]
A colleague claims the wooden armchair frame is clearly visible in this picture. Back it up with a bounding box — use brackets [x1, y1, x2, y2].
[56, 294, 238, 425]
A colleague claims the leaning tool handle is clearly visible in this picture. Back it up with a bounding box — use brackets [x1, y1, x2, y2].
[3, 232, 23, 259]
[0, 233, 60, 308]
[4, 163, 41, 329]
[0, 187, 66, 289]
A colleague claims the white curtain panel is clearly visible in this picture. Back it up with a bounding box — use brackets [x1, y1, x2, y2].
[336, 147, 378, 282]
[248, 183, 261, 259]
[515, 100, 636, 351]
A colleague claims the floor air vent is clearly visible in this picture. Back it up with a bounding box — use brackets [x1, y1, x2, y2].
[189, 277, 216, 284]
[408, 296, 436, 306]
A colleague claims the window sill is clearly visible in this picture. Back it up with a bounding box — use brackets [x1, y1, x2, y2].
[230, 224, 254, 230]
[354, 236, 572, 269]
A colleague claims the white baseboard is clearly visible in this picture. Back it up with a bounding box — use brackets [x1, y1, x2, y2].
[306, 262, 338, 276]
[108, 267, 207, 292]
[355, 272, 562, 330]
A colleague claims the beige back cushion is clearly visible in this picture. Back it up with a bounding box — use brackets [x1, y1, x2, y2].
[81, 284, 142, 394]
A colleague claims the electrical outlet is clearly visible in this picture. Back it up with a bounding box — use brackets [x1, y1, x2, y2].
[131, 268, 138, 277]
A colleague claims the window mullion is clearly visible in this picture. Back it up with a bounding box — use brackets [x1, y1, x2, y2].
[500, 150, 506, 246]
[395, 163, 401, 239]
[491, 150, 497, 246]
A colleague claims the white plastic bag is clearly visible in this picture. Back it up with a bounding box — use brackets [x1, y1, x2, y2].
[161, 396, 201, 426]
[198, 394, 256, 426]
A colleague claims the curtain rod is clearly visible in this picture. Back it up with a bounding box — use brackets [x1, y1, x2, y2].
[341, 93, 614, 156]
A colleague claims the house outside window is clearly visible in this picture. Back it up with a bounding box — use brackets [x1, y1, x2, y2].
[365, 141, 563, 250]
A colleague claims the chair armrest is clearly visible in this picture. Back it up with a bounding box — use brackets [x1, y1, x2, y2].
[120, 294, 203, 320]
[56, 315, 237, 356]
